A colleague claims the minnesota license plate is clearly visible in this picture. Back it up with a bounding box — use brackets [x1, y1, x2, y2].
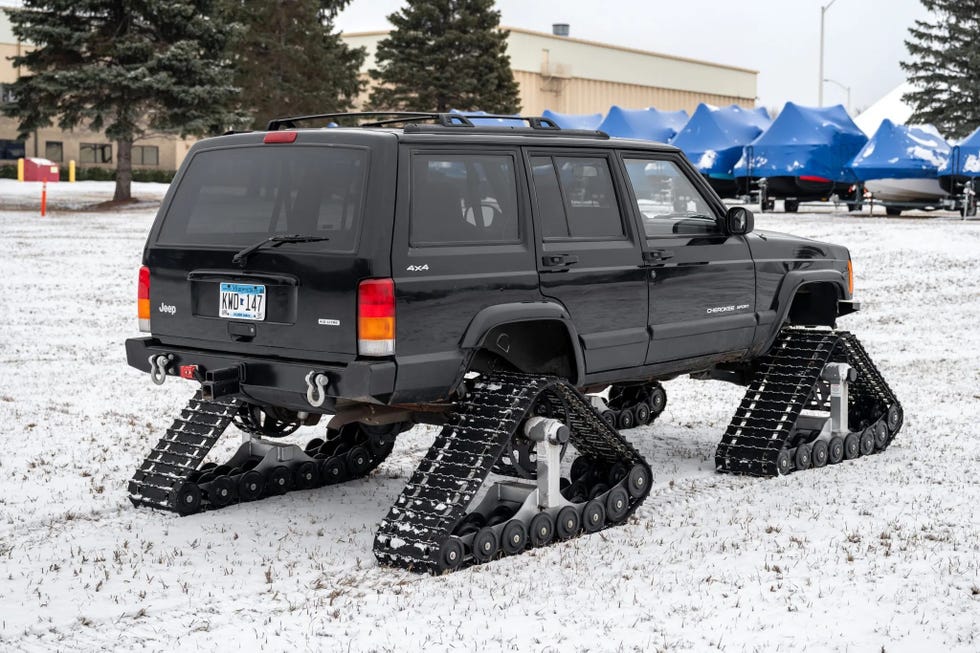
[219, 283, 266, 320]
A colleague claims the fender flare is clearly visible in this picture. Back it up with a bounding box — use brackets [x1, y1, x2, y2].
[761, 270, 848, 351]
[460, 302, 586, 386]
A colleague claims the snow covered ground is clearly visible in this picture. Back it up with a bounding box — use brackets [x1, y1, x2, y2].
[0, 185, 978, 651]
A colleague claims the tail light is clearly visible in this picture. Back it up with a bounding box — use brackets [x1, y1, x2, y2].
[138, 265, 151, 332]
[847, 259, 854, 296]
[358, 278, 395, 356]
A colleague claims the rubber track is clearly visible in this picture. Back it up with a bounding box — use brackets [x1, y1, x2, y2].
[715, 327, 901, 477]
[128, 391, 240, 511]
[372, 371, 650, 574]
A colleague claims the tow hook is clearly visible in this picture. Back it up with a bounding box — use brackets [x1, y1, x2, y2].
[305, 371, 329, 408]
[148, 354, 173, 385]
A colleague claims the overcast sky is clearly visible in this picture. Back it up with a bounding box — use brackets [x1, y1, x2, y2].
[336, 0, 932, 114]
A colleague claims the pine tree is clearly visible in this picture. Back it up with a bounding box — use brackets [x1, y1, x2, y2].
[223, 0, 365, 129]
[368, 0, 521, 114]
[2, 1, 246, 201]
[901, 0, 980, 139]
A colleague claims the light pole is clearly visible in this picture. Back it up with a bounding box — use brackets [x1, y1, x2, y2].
[823, 78, 851, 113]
[819, 0, 838, 106]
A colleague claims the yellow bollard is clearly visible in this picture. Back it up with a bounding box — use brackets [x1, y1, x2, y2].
[17, 158, 24, 182]
[69, 159, 76, 183]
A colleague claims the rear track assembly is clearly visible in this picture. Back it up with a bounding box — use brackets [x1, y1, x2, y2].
[373, 372, 652, 574]
[715, 327, 903, 477]
[128, 392, 397, 515]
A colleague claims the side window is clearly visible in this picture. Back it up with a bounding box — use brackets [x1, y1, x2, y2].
[623, 158, 716, 237]
[530, 155, 625, 240]
[410, 153, 520, 246]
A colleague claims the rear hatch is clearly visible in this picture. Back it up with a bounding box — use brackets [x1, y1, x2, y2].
[144, 130, 396, 362]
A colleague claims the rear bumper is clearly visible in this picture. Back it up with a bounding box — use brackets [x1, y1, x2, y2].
[126, 337, 396, 413]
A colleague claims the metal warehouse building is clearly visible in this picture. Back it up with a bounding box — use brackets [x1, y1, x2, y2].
[342, 26, 758, 115]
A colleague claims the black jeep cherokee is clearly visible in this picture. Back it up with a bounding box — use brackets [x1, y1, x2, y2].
[126, 113, 901, 573]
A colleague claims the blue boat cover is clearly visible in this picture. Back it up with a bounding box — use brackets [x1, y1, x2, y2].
[448, 109, 525, 127]
[939, 126, 980, 177]
[672, 104, 771, 178]
[734, 103, 868, 182]
[597, 106, 689, 142]
[541, 110, 604, 131]
[847, 119, 950, 181]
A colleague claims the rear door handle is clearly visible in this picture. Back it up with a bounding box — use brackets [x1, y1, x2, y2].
[542, 254, 579, 267]
[642, 249, 674, 264]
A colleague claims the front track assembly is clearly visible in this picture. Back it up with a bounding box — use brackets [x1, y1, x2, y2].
[128, 392, 398, 515]
[716, 327, 903, 477]
[373, 372, 652, 574]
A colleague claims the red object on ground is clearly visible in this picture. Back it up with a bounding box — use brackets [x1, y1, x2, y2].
[23, 157, 60, 182]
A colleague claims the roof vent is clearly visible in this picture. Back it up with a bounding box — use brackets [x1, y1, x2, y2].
[552, 23, 569, 37]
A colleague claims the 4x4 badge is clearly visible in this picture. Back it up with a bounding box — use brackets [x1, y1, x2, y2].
[406, 264, 430, 272]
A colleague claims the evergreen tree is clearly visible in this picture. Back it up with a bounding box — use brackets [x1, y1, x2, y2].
[369, 0, 521, 114]
[2, 1, 245, 201]
[901, 0, 980, 139]
[223, 0, 365, 129]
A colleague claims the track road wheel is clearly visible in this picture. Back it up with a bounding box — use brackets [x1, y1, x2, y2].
[208, 476, 235, 507]
[648, 385, 667, 415]
[828, 436, 845, 464]
[873, 422, 889, 451]
[293, 461, 318, 490]
[174, 482, 202, 516]
[601, 410, 618, 428]
[436, 537, 464, 573]
[556, 506, 580, 539]
[811, 440, 829, 468]
[318, 457, 347, 485]
[583, 499, 606, 533]
[859, 429, 875, 456]
[605, 487, 630, 522]
[346, 446, 374, 477]
[794, 443, 812, 471]
[266, 466, 291, 495]
[529, 513, 554, 547]
[626, 464, 651, 499]
[776, 448, 792, 475]
[844, 433, 861, 460]
[886, 404, 903, 435]
[570, 457, 592, 482]
[634, 402, 651, 425]
[471, 527, 499, 564]
[589, 483, 610, 500]
[618, 409, 635, 430]
[501, 520, 528, 555]
[238, 470, 264, 501]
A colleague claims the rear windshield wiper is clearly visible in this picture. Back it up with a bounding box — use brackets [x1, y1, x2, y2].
[232, 234, 330, 268]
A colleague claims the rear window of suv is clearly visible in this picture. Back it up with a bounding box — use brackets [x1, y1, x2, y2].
[158, 145, 368, 250]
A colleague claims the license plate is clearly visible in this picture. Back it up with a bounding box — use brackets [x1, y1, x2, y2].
[219, 283, 266, 321]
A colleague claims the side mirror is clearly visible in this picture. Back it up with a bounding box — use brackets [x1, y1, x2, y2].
[725, 206, 754, 235]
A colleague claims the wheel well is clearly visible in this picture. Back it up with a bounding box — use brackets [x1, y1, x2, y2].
[787, 282, 840, 327]
[469, 320, 577, 381]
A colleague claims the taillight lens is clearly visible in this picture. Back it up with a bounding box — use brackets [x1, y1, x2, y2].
[263, 131, 297, 144]
[138, 265, 151, 332]
[358, 278, 395, 356]
[847, 259, 854, 296]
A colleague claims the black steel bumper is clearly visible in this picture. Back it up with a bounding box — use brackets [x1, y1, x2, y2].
[125, 337, 396, 413]
[838, 299, 861, 317]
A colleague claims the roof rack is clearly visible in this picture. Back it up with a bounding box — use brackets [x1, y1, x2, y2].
[265, 111, 609, 139]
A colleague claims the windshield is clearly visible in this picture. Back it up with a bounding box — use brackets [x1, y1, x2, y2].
[157, 145, 368, 250]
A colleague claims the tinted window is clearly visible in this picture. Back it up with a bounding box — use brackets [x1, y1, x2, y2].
[530, 157, 568, 238]
[531, 156, 625, 240]
[623, 158, 716, 237]
[158, 145, 367, 250]
[410, 153, 520, 246]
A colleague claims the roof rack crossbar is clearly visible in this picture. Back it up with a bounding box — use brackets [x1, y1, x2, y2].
[266, 112, 565, 132]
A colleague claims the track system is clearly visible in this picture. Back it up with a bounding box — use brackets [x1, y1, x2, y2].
[128, 392, 397, 515]
[373, 372, 652, 574]
[715, 327, 903, 477]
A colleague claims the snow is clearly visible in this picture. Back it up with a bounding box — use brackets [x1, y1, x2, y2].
[964, 155, 980, 174]
[854, 83, 916, 136]
[0, 185, 979, 651]
[696, 150, 717, 170]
